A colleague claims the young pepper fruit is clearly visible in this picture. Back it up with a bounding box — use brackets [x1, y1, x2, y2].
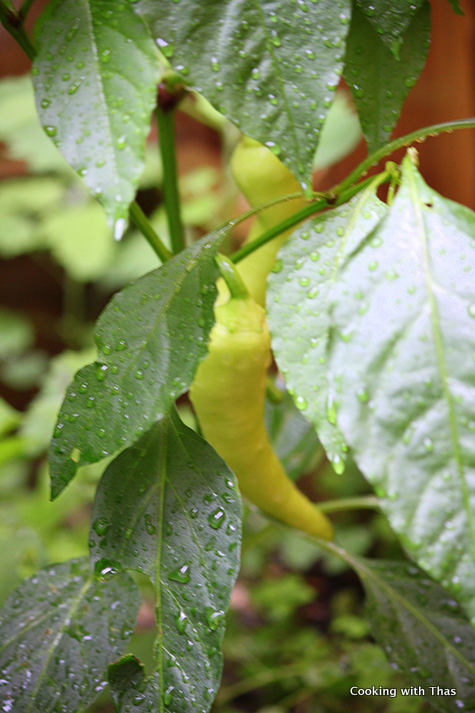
[189, 255, 333, 541]
[228, 136, 308, 307]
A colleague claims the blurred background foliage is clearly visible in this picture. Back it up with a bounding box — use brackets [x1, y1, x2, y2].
[3, 0, 472, 699]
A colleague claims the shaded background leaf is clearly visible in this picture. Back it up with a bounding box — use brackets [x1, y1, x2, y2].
[265, 383, 322, 482]
[356, 557, 475, 712]
[355, 0, 425, 57]
[344, 2, 431, 154]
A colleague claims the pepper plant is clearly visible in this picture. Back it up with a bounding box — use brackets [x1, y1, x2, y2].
[1, 1, 475, 712]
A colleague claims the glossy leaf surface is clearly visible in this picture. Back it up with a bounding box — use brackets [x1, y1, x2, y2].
[33, 0, 159, 233]
[48, 231, 226, 498]
[135, 0, 351, 193]
[268, 188, 387, 470]
[357, 557, 475, 712]
[328, 156, 475, 620]
[344, 2, 430, 154]
[355, 0, 425, 57]
[265, 387, 321, 481]
[0, 557, 140, 713]
[91, 411, 242, 713]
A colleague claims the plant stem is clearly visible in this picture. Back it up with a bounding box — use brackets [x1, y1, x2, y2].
[216, 254, 249, 299]
[318, 495, 380, 514]
[231, 174, 379, 264]
[266, 378, 285, 404]
[19, 0, 37, 21]
[218, 661, 310, 704]
[336, 117, 475, 193]
[0, 0, 36, 60]
[129, 202, 172, 262]
[156, 105, 185, 254]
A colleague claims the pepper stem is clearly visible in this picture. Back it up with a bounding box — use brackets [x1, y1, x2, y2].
[216, 255, 249, 300]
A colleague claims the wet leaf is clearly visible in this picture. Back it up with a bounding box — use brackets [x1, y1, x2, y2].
[353, 556, 475, 712]
[134, 0, 352, 194]
[20, 348, 95, 456]
[0, 557, 140, 713]
[344, 2, 430, 154]
[91, 410, 242, 713]
[32, 0, 159, 233]
[265, 387, 321, 481]
[355, 0, 426, 57]
[267, 188, 387, 471]
[48, 230, 227, 499]
[328, 155, 475, 620]
[0, 75, 70, 173]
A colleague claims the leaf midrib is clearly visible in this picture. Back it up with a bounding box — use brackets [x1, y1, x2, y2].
[406, 164, 475, 563]
[82, 0, 120, 193]
[322, 541, 475, 677]
[25, 574, 94, 713]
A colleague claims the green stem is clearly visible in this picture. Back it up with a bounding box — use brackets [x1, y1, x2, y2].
[231, 174, 380, 264]
[218, 661, 310, 704]
[336, 117, 475, 193]
[156, 106, 185, 254]
[19, 0, 37, 20]
[129, 202, 172, 262]
[0, 1, 36, 60]
[318, 495, 380, 514]
[216, 254, 249, 299]
[266, 378, 285, 404]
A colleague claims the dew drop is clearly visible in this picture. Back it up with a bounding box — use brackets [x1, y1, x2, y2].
[208, 508, 226, 530]
[168, 563, 191, 583]
[94, 558, 122, 580]
[295, 395, 308, 411]
[114, 218, 126, 241]
[331, 454, 344, 475]
[205, 607, 224, 630]
[93, 518, 110, 536]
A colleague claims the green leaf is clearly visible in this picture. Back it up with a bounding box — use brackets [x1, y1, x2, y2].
[328, 155, 475, 621]
[447, 0, 463, 15]
[91, 410, 242, 713]
[32, 0, 160, 234]
[40, 201, 114, 282]
[313, 90, 362, 170]
[0, 75, 71, 173]
[135, 0, 352, 193]
[0, 178, 65, 258]
[352, 556, 475, 712]
[98, 231, 161, 292]
[0, 557, 140, 713]
[20, 348, 95, 456]
[264, 386, 321, 481]
[48, 230, 227, 499]
[355, 0, 426, 57]
[344, 2, 430, 154]
[0, 397, 20, 437]
[267, 188, 387, 472]
[0, 309, 34, 358]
